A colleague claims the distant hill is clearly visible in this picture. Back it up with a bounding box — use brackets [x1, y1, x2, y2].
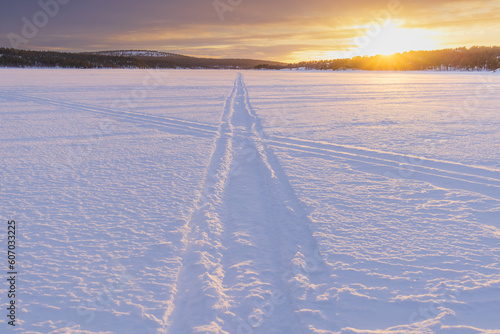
[91, 50, 286, 69]
[0, 48, 286, 69]
[91, 50, 177, 58]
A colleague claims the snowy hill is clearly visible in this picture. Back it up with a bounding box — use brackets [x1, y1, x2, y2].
[0, 47, 286, 69]
[91, 50, 177, 58]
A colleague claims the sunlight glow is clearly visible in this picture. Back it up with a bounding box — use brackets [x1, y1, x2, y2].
[359, 22, 440, 56]
[288, 21, 443, 62]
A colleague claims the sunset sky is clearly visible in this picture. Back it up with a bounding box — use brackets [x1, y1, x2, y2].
[1, 0, 499, 62]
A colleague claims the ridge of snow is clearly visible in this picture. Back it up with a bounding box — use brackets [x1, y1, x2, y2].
[94, 50, 176, 57]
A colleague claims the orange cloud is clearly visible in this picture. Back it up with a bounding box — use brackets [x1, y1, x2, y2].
[1, 0, 498, 61]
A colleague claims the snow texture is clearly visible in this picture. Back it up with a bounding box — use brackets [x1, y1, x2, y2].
[1, 69, 499, 334]
[94, 51, 176, 58]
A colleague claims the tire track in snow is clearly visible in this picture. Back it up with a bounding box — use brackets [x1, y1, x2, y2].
[163, 76, 237, 333]
[225, 75, 333, 334]
[0, 91, 218, 138]
[165, 74, 332, 333]
[266, 136, 500, 200]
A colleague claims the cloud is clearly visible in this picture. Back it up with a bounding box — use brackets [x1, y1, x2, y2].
[0, 0, 498, 61]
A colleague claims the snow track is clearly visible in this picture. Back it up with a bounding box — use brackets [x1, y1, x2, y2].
[5, 88, 497, 201]
[0, 91, 218, 137]
[4, 82, 499, 200]
[266, 136, 500, 200]
[164, 74, 331, 333]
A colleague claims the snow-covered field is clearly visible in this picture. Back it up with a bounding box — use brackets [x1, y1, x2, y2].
[1, 68, 499, 334]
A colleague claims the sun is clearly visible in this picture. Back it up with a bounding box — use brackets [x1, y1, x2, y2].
[360, 22, 440, 56]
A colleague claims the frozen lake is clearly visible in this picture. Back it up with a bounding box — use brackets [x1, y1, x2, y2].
[1, 69, 499, 333]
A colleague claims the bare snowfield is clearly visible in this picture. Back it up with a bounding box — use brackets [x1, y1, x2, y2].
[1, 68, 499, 334]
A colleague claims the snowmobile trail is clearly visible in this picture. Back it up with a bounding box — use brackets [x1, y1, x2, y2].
[165, 74, 331, 333]
[0, 91, 217, 138]
[266, 136, 500, 200]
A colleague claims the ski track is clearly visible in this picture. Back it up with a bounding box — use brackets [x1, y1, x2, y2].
[0, 91, 218, 138]
[2, 90, 499, 201]
[164, 74, 332, 333]
[3, 90, 498, 200]
[266, 136, 500, 200]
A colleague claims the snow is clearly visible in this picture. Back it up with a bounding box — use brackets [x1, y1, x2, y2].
[93, 51, 176, 58]
[1, 68, 499, 333]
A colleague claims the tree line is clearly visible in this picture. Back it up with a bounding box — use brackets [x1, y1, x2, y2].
[292, 46, 500, 71]
[1, 46, 499, 71]
[0, 48, 145, 68]
[0, 48, 284, 69]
